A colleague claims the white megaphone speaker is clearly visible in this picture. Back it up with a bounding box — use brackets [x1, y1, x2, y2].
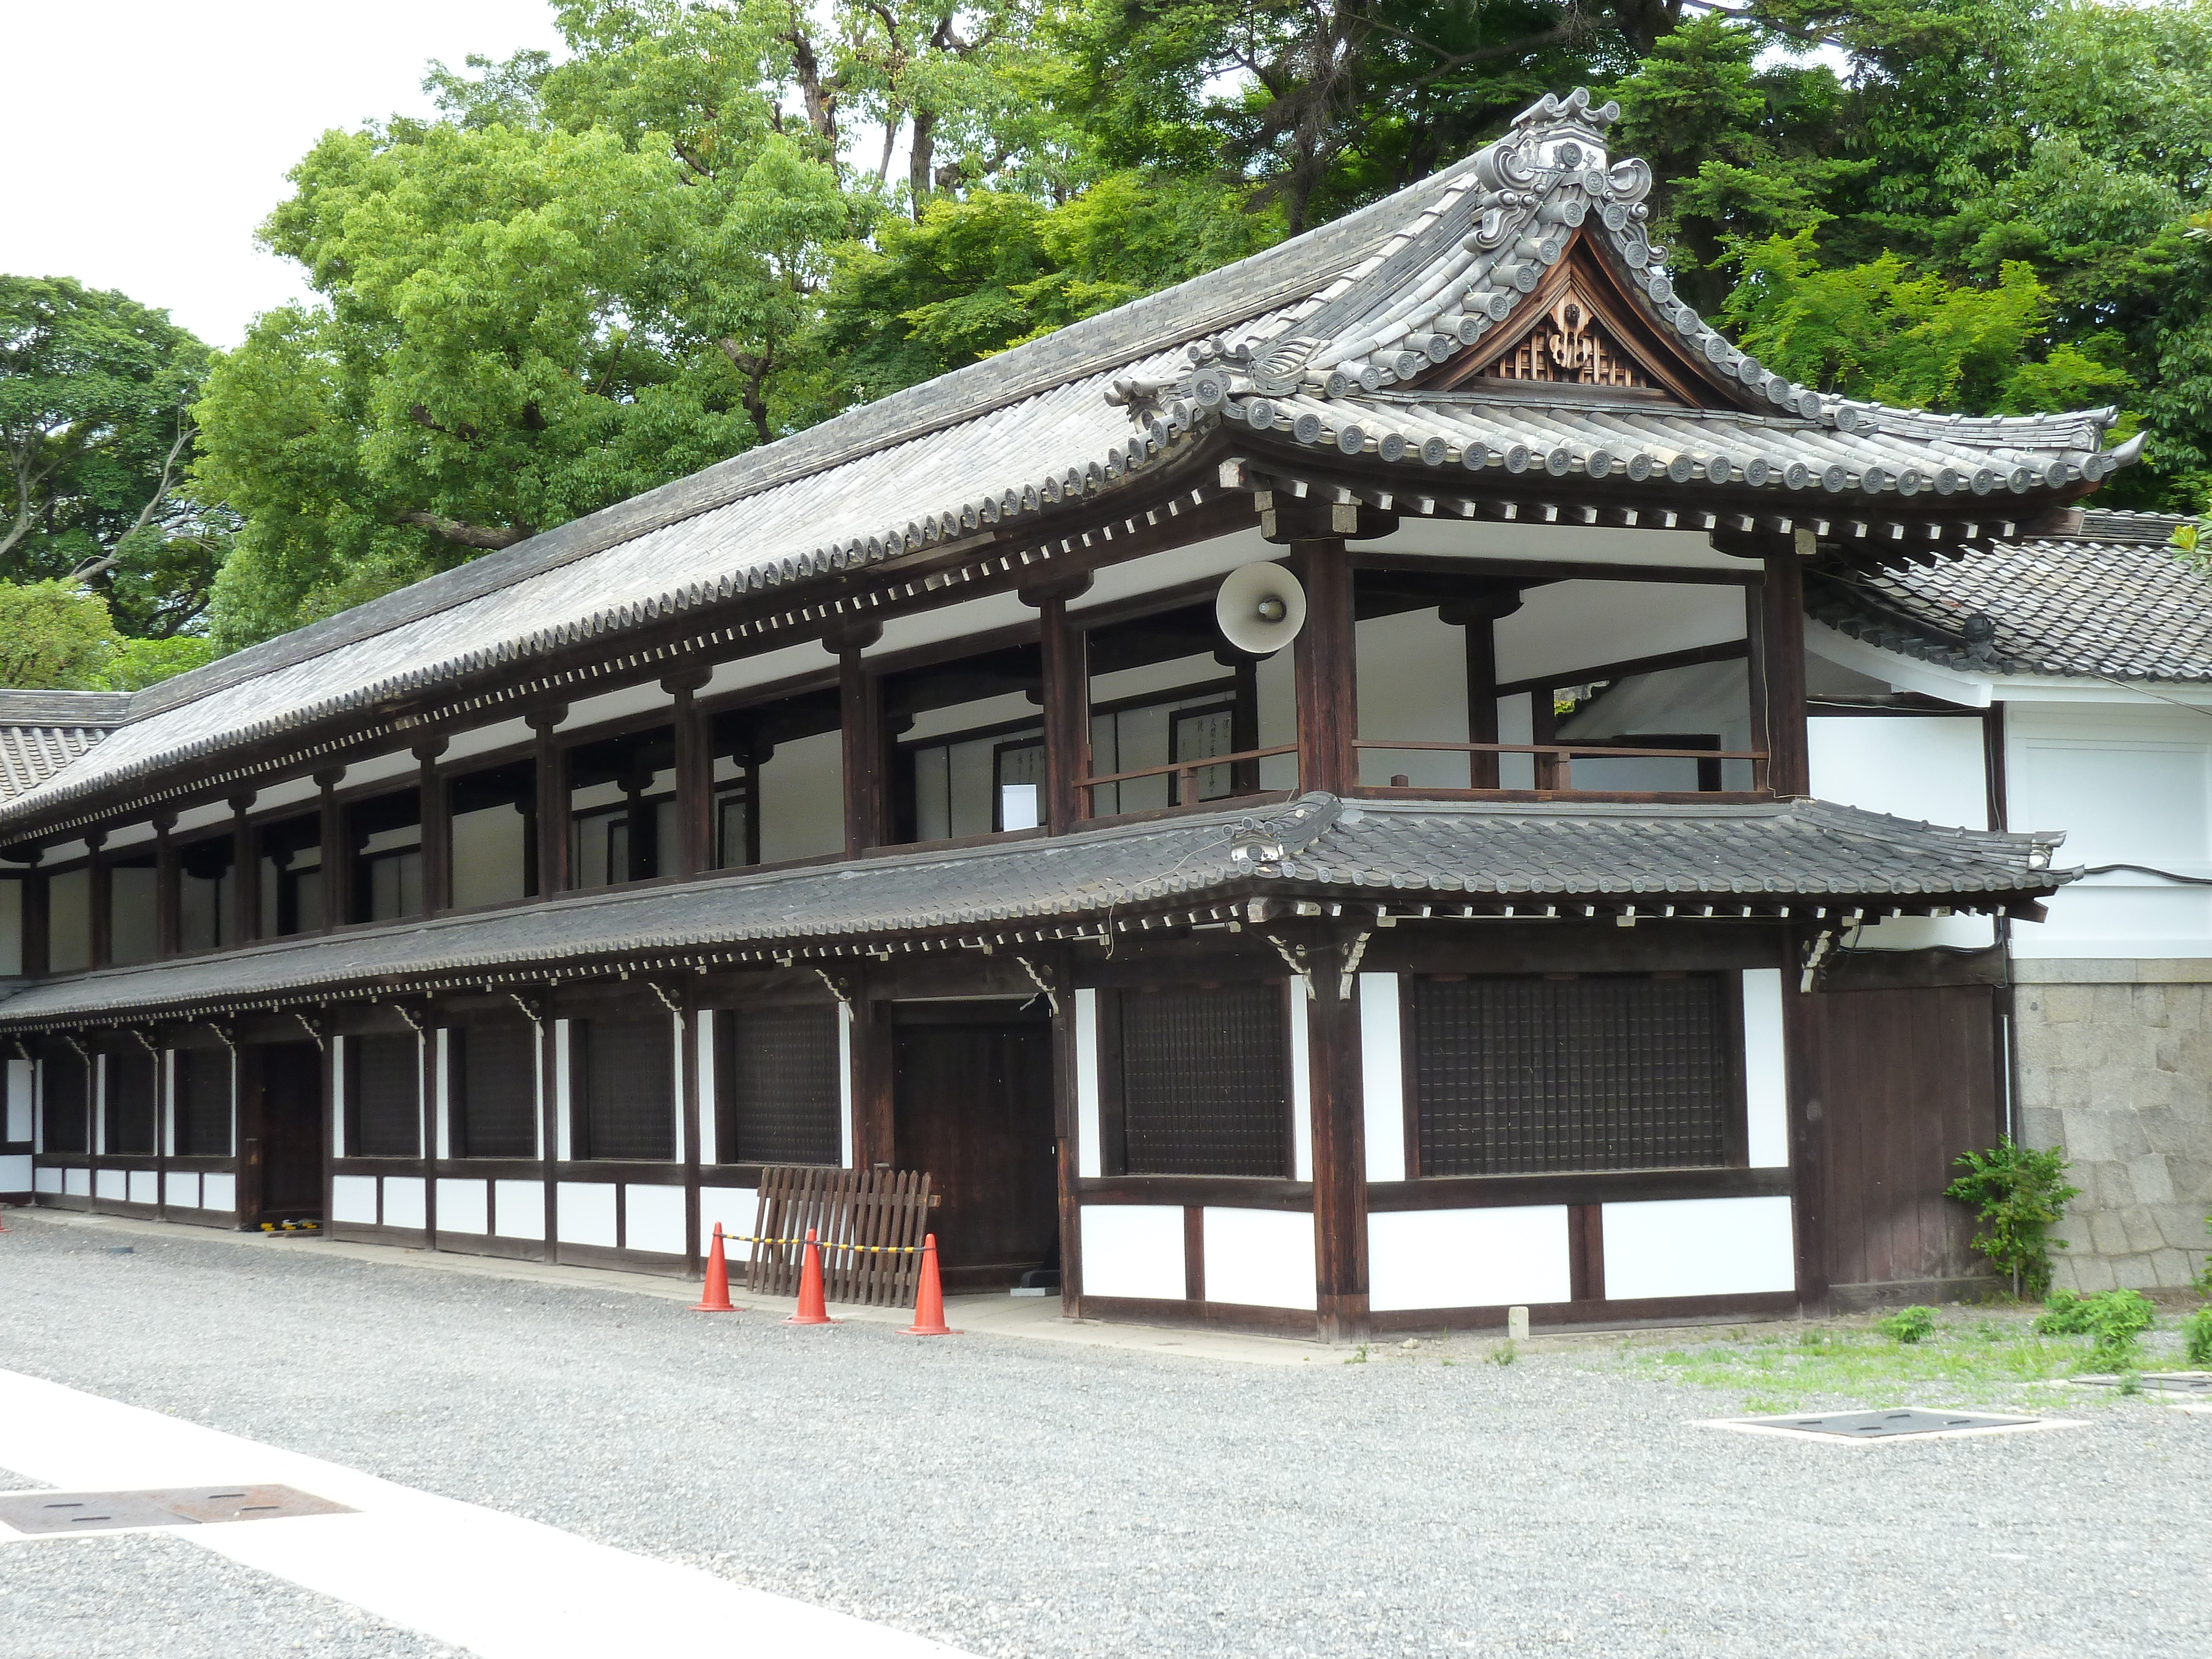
[1215, 561, 1307, 656]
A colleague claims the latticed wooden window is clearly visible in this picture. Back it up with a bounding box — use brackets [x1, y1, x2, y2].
[40, 1053, 89, 1154]
[718, 1006, 840, 1166]
[175, 1048, 232, 1156]
[1410, 975, 1735, 1176]
[347, 1034, 419, 1158]
[453, 1026, 537, 1159]
[107, 1048, 158, 1155]
[577, 1018, 675, 1162]
[1111, 984, 1289, 1177]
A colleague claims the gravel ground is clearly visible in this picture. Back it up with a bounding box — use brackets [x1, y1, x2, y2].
[0, 1471, 467, 1659]
[0, 1215, 2205, 1659]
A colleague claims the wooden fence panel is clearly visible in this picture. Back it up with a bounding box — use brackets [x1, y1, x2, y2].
[747, 1166, 933, 1307]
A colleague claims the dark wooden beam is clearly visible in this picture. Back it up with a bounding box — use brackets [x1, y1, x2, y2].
[1760, 551, 1810, 795]
[315, 773, 344, 931]
[1308, 936, 1370, 1343]
[838, 650, 888, 859]
[663, 671, 712, 879]
[415, 737, 451, 915]
[1491, 638, 1749, 701]
[152, 810, 179, 960]
[528, 707, 568, 897]
[86, 831, 111, 971]
[1036, 595, 1088, 834]
[1291, 539, 1356, 796]
[229, 793, 256, 946]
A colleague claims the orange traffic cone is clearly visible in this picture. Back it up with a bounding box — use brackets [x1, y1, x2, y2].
[784, 1228, 838, 1325]
[691, 1222, 738, 1313]
[902, 1233, 957, 1337]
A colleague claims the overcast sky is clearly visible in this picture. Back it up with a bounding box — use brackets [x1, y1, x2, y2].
[1, 0, 566, 348]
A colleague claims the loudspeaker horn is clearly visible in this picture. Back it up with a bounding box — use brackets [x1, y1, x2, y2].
[1215, 562, 1307, 656]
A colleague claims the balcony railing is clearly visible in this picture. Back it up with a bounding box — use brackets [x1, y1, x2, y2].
[1353, 739, 1769, 797]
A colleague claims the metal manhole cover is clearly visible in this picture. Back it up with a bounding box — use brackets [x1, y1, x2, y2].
[2072, 1372, 2212, 1395]
[1707, 1407, 2073, 1443]
[0, 1484, 352, 1537]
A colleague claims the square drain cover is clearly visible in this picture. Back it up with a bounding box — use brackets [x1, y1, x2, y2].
[0, 1484, 352, 1537]
[1711, 1408, 2063, 1442]
[2073, 1371, 2212, 1395]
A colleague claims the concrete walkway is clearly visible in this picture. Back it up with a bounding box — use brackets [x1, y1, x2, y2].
[9, 1208, 1329, 1368]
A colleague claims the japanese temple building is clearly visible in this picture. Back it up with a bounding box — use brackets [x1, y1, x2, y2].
[0, 90, 2147, 1337]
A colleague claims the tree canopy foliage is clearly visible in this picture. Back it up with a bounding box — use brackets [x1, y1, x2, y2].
[6, 0, 2209, 679]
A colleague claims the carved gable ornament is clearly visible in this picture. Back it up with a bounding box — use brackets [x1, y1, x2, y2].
[1490, 284, 1646, 389]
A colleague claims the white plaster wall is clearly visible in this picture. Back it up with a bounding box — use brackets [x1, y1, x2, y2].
[699, 1186, 755, 1246]
[451, 804, 529, 909]
[6, 1058, 31, 1143]
[553, 1020, 573, 1161]
[202, 1172, 236, 1212]
[695, 1012, 718, 1166]
[127, 1170, 158, 1204]
[95, 1170, 125, 1201]
[494, 1179, 546, 1240]
[556, 682, 674, 733]
[164, 1172, 199, 1208]
[2008, 703, 2212, 957]
[1359, 974, 1405, 1182]
[442, 717, 533, 764]
[1368, 1207, 1574, 1310]
[34, 1168, 61, 1194]
[111, 864, 159, 964]
[1741, 968, 1790, 1168]
[837, 1002, 855, 1168]
[1494, 580, 1747, 688]
[1079, 1205, 1184, 1301]
[46, 867, 91, 973]
[383, 1176, 427, 1230]
[869, 591, 1034, 658]
[702, 640, 837, 701]
[62, 1168, 90, 1197]
[0, 1155, 28, 1193]
[556, 1181, 618, 1247]
[1601, 1196, 1795, 1300]
[1288, 978, 1313, 1181]
[439, 1178, 489, 1235]
[625, 1183, 687, 1255]
[1203, 1208, 1316, 1309]
[1355, 610, 1470, 787]
[1069, 527, 1275, 615]
[1257, 648, 1297, 791]
[1074, 988, 1102, 1178]
[1350, 518, 1744, 572]
[758, 730, 844, 864]
[1809, 713, 1989, 828]
[434, 1030, 452, 1159]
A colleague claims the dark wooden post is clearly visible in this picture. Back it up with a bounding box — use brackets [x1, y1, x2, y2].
[663, 670, 713, 878]
[1035, 593, 1090, 833]
[680, 978, 701, 1269]
[229, 792, 257, 945]
[418, 1000, 440, 1245]
[847, 969, 895, 1170]
[413, 737, 451, 915]
[535, 996, 560, 1261]
[528, 707, 568, 895]
[1049, 949, 1083, 1316]
[1442, 593, 1517, 790]
[315, 770, 345, 930]
[153, 810, 179, 958]
[1307, 935, 1370, 1343]
[1530, 692, 1562, 793]
[834, 626, 886, 858]
[1291, 540, 1357, 796]
[1760, 550, 1810, 796]
[86, 830, 111, 969]
[20, 858, 49, 978]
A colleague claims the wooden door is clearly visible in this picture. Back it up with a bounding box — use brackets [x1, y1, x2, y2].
[247, 1041, 326, 1224]
[892, 1008, 1057, 1291]
[1794, 984, 2002, 1302]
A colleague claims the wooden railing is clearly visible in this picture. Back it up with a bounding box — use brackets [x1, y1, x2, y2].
[1353, 739, 1768, 794]
[1074, 743, 1301, 815]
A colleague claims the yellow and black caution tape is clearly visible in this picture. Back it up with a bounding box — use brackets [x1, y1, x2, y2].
[709, 1233, 920, 1254]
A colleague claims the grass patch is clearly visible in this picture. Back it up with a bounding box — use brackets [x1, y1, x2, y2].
[1622, 1312, 2125, 1408]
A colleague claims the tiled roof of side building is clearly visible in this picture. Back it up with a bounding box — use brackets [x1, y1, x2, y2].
[1809, 510, 2212, 684]
[0, 793, 2069, 1030]
[0, 90, 2134, 835]
[0, 691, 130, 803]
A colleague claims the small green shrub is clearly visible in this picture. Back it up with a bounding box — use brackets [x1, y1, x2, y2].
[1877, 1305, 1937, 1344]
[2182, 1306, 2212, 1368]
[1490, 1339, 1518, 1366]
[1945, 1138, 2081, 1298]
[2036, 1288, 2157, 1370]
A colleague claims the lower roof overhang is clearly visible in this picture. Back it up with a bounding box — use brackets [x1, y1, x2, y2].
[0, 792, 2069, 1036]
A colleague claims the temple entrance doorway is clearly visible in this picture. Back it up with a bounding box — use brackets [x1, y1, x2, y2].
[243, 1040, 325, 1228]
[891, 1000, 1057, 1293]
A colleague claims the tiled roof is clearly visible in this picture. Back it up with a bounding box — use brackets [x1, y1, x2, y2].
[0, 793, 2067, 1029]
[0, 91, 2131, 836]
[0, 692, 128, 803]
[1809, 510, 2212, 684]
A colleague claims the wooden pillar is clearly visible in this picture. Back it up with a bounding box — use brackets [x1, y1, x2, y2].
[1760, 551, 1810, 796]
[315, 771, 345, 930]
[663, 671, 713, 878]
[20, 859, 49, 978]
[1291, 540, 1356, 796]
[153, 811, 179, 958]
[1035, 594, 1089, 833]
[86, 831, 111, 969]
[414, 737, 451, 915]
[1307, 935, 1370, 1343]
[837, 637, 887, 859]
[535, 998, 560, 1262]
[528, 707, 568, 895]
[1443, 596, 1512, 790]
[418, 1002, 440, 1246]
[1530, 692, 1562, 794]
[1049, 951, 1083, 1316]
[228, 792, 257, 946]
[847, 969, 895, 1170]
[680, 978, 701, 1269]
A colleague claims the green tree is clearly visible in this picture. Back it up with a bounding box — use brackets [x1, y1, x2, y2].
[0, 276, 226, 638]
[0, 580, 121, 690]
